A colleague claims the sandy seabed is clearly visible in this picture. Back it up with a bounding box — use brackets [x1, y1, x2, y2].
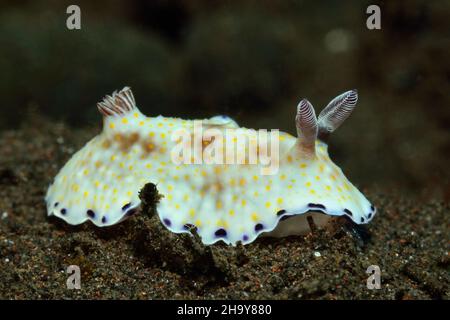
[0, 118, 448, 300]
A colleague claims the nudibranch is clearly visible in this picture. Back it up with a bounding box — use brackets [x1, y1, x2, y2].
[46, 87, 376, 245]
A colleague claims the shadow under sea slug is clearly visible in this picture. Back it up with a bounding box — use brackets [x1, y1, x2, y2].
[46, 87, 376, 245]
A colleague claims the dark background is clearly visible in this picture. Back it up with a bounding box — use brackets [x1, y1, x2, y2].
[0, 0, 449, 197]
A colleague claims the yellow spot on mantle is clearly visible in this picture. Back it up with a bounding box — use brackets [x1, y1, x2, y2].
[216, 219, 228, 228]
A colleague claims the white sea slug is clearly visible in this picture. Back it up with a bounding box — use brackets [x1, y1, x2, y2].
[46, 87, 376, 245]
